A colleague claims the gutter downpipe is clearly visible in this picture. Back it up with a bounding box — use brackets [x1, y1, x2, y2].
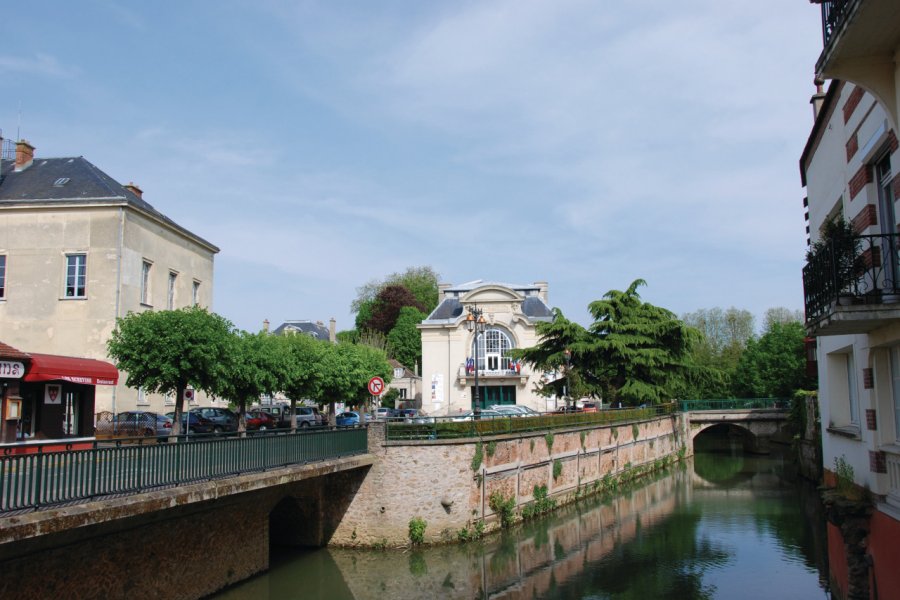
[111, 206, 125, 416]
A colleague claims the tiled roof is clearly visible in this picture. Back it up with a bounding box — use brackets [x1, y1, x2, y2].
[0, 341, 30, 360]
[0, 157, 219, 252]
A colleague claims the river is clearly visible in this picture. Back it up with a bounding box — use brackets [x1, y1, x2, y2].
[214, 433, 830, 599]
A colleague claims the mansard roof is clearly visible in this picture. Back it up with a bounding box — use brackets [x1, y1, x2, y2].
[423, 280, 553, 325]
[271, 320, 331, 341]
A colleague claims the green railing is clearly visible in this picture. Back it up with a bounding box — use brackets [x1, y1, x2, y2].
[0, 427, 368, 513]
[679, 398, 789, 412]
[386, 405, 676, 441]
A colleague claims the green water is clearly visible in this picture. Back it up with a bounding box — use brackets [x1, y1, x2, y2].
[214, 438, 828, 599]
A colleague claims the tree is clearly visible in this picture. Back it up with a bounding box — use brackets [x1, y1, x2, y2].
[731, 321, 812, 398]
[762, 307, 803, 332]
[681, 307, 755, 399]
[279, 333, 327, 430]
[317, 342, 392, 423]
[583, 279, 700, 406]
[515, 308, 596, 404]
[361, 285, 426, 334]
[107, 306, 234, 436]
[213, 331, 289, 434]
[387, 306, 427, 369]
[351, 266, 440, 315]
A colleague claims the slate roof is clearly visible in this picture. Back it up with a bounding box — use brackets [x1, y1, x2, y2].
[0, 157, 219, 252]
[271, 320, 331, 341]
[423, 280, 553, 324]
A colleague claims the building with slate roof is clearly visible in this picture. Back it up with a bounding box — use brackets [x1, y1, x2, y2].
[0, 138, 219, 418]
[418, 280, 554, 415]
[270, 319, 336, 342]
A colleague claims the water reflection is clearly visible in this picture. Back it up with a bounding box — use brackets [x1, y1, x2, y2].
[215, 441, 828, 600]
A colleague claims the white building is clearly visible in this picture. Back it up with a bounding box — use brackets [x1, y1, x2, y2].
[419, 280, 555, 415]
[0, 139, 219, 415]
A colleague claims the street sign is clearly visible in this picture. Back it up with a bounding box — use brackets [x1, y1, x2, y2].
[367, 376, 385, 396]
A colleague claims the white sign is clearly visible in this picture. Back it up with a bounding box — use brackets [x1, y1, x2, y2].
[44, 383, 62, 405]
[0, 361, 24, 378]
[368, 376, 385, 396]
[431, 373, 444, 407]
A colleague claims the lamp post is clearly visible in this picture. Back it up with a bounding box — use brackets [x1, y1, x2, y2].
[465, 305, 487, 413]
[563, 348, 572, 409]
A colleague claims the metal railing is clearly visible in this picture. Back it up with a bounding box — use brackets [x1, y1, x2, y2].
[385, 405, 676, 441]
[679, 398, 789, 412]
[803, 232, 900, 323]
[818, 0, 854, 46]
[0, 426, 367, 513]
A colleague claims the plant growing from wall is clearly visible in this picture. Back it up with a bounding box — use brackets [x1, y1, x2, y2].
[471, 441, 483, 473]
[522, 485, 556, 520]
[632, 423, 640, 441]
[580, 430, 586, 449]
[408, 517, 427, 545]
[553, 459, 563, 480]
[612, 427, 619, 440]
[486, 441, 497, 458]
[545, 432, 555, 453]
[833, 455, 863, 501]
[489, 491, 517, 528]
[530, 438, 535, 453]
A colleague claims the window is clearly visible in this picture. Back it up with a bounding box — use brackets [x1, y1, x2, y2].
[394, 367, 405, 378]
[136, 388, 149, 406]
[399, 389, 408, 399]
[473, 328, 514, 372]
[847, 353, 859, 425]
[891, 347, 900, 441]
[192, 280, 200, 306]
[65, 254, 87, 298]
[141, 260, 152, 305]
[0, 255, 6, 299]
[167, 271, 177, 309]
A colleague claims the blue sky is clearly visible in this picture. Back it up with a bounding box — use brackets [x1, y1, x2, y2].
[1, 1, 823, 333]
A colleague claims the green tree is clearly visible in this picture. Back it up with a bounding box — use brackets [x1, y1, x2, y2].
[213, 331, 289, 433]
[584, 279, 700, 406]
[732, 321, 812, 398]
[351, 266, 440, 316]
[387, 306, 427, 369]
[107, 306, 233, 436]
[279, 333, 327, 430]
[317, 342, 391, 423]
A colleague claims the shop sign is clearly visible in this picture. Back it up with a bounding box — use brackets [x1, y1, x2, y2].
[0, 361, 24, 378]
[44, 384, 62, 405]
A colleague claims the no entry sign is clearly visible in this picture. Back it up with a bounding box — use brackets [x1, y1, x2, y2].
[368, 376, 385, 396]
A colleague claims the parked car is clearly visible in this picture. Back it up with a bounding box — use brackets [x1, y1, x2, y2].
[374, 407, 399, 420]
[114, 411, 173, 437]
[336, 411, 363, 427]
[165, 411, 214, 434]
[451, 410, 504, 422]
[289, 406, 324, 428]
[555, 406, 583, 414]
[246, 410, 278, 431]
[490, 405, 540, 417]
[581, 402, 599, 413]
[190, 407, 239, 433]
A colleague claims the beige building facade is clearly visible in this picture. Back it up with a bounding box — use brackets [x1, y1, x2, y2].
[0, 140, 219, 416]
[418, 280, 556, 415]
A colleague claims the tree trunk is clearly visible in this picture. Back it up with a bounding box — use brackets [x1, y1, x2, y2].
[290, 397, 297, 432]
[238, 400, 247, 437]
[171, 384, 185, 439]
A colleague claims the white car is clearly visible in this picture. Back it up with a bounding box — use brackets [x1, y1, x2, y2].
[490, 405, 540, 417]
[451, 410, 504, 422]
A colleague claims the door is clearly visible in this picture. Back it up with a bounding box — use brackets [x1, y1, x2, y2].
[63, 391, 80, 436]
[876, 155, 897, 290]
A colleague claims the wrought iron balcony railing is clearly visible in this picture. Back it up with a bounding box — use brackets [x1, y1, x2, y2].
[803, 232, 900, 323]
[816, 0, 853, 46]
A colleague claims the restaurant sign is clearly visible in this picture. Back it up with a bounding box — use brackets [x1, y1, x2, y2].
[0, 361, 24, 379]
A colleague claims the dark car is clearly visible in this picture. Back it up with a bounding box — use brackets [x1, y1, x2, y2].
[114, 411, 173, 437]
[555, 406, 583, 414]
[190, 407, 239, 433]
[246, 410, 278, 431]
[165, 411, 214, 434]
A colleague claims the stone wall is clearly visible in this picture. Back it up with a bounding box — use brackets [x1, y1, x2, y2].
[329, 413, 688, 546]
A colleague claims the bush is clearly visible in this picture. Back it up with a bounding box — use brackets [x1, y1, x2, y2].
[489, 491, 516, 528]
[408, 517, 427, 545]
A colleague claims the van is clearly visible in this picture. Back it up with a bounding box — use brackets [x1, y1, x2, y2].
[277, 405, 323, 428]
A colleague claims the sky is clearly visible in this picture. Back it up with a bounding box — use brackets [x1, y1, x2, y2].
[1, 1, 824, 333]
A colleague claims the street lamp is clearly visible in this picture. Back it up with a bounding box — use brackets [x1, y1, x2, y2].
[465, 305, 488, 413]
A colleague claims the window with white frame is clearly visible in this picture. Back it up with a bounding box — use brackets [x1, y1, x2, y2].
[0, 255, 6, 299]
[192, 280, 200, 306]
[141, 260, 152, 305]
[473, 328, 514, 372]
[847, 353, 859, 425]
[167, 271, 177, 309]
[136, 388, 149, 406]
[394, 367, 405, 378]
[890, 347, 900, 442]
[64, 253, 87, 298]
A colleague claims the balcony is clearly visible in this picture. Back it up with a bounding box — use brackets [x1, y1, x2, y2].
[457, 361, 529, 386]
[803, 232, 900, 335]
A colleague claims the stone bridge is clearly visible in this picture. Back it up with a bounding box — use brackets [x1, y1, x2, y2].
[686, 409, 791, 454]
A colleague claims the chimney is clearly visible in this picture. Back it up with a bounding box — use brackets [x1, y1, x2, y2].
[15, 140, 34, 172]
[329, 318, 336, 343]
[262, 319, 270, 334]
[811, 79, 826, 121]
[124, 182, 143, 199]
[535, 280, 549, 303]
[438, 282, 451, 303]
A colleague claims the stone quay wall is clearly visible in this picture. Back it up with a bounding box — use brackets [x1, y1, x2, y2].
[329, 413, 689, 547]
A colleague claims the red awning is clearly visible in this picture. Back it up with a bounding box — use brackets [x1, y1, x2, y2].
[24, 353, 119, 386]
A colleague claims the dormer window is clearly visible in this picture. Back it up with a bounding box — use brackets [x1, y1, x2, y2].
[53, 177, 70, 187]
[394, 367, 405, 378]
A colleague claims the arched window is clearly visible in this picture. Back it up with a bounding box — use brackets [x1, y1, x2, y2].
[473, 328, 514, 372]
